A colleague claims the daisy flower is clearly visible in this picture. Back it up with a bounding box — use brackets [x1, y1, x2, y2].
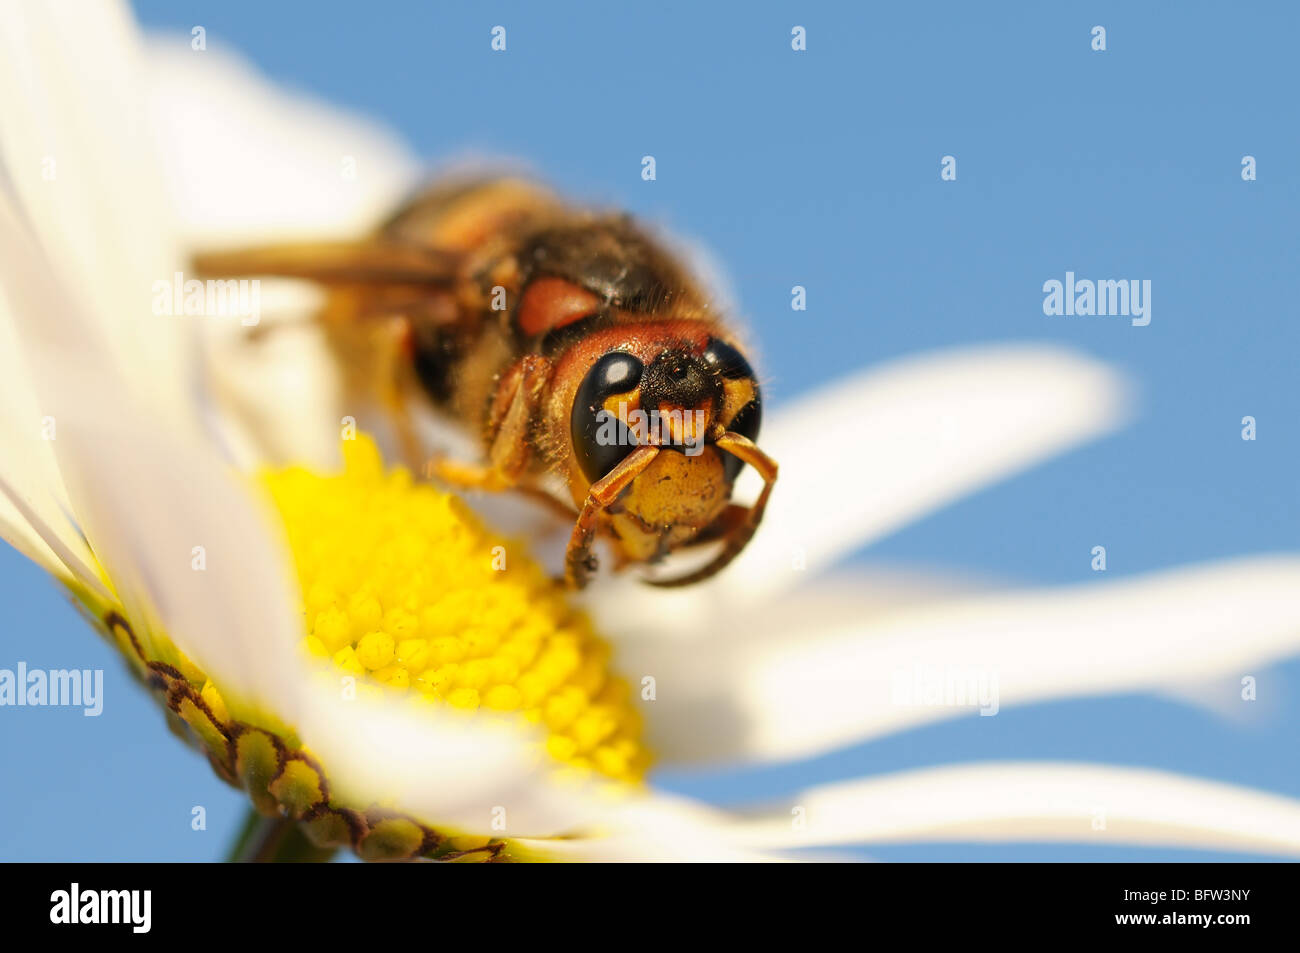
[3, 1, 1300, 862]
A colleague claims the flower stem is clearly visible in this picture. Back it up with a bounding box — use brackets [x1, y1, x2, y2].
[226, 809, 338, 863]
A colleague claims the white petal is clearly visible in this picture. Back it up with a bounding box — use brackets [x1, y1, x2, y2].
[198, 301, 346, 470]
[706, 345, 1130, 604]
[0, 182, 299, 695]
[0, 1, 196, 430]
[515, 795, 785, 861]
[0, 292, 108, 593]
[298, 683, 600, 838]
[586, 562, 989, 651]
[1157, 674, 1276, 724]
[636, 557, 1300, 765]
[299, 683, 792, 852]
[139, 36, 420, 469]
[0, 471, 107, 600]
[141, 36, 419, 248]
[734, 762, 1300, 857]
[0, 197, 116, 597]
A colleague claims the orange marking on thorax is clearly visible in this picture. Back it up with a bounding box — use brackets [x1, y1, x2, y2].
[516, 277, 603, 338]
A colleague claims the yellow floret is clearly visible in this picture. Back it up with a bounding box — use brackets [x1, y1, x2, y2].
[258, 434, 649, 784]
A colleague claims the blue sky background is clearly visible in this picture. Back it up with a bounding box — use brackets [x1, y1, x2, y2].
[2, 0, 1299, 860]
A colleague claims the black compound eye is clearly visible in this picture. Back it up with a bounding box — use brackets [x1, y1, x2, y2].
[701, 337, 756, 380]
[570, 351, 645, 483]
[701, 338, 761, 482]
[721, 394, 762, 483]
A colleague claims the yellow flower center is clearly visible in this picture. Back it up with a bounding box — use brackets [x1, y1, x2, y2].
[258, 435, 649, 784]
